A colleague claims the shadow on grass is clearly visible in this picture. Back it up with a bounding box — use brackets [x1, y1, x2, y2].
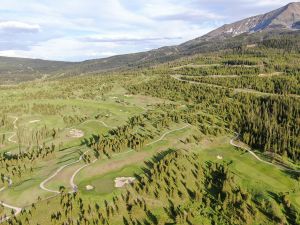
[282, 169, 300, 181]
[134, 149, 175, 184]
[81, 134, 100, 147]
[267, 190, 298, 224]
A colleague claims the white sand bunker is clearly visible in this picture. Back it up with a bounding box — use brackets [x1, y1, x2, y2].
[114, 177, 135, 188]
[86, 185, 94, 191]
[69, 129, 84, 138]
[217, 155, 223, 160]
[29, 120, 40, 124]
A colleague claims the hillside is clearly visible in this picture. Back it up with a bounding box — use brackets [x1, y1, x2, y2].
[0, 38, 299, 224]
[1, 2, 300, 83]
[0, 57, 73, 84]
[0, 2, 299, 225]
[201, 2, 300, 39]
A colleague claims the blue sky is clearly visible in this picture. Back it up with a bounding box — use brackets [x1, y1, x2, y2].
[0, 0, 296, 61]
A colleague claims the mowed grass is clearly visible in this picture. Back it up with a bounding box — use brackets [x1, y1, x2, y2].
[17, 114, 64, 130]
[1, 80, 299, 223]
[0, 85, 164, 205]
[195, 137, 300, 208]
[2, 132, 299, 223]
[74, 131, 299, 208]
[73, 124, 195, 200]
[0, 206, 12, 218]
[80, 164, 142, 195]
[0, 93, 147, 152]
[0, 146, 85, 206]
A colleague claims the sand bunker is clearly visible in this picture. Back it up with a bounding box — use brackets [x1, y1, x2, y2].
[217, 155, 223, 160]
[69, 129, 84, 138]
[114, 177, 135, 188]
[29, 120, 40, 124]
[86, 185, 94, 191]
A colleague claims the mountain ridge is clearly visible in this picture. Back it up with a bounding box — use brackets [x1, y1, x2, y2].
[188, 2, 300, 43]
[1, 2, 300, 83]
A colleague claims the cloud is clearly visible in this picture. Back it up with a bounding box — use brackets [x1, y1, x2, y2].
[81, 36, 182, 43]
[142, 1, 223, 22]
[0, 21, 40, 33]
[242, 0, 294, 7]
[156, 11, 223, 21]
[0, 0, 296, 61]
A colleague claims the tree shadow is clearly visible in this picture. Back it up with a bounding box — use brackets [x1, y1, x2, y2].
[282, 169, 300, 181]
[134, 149, 175, 184]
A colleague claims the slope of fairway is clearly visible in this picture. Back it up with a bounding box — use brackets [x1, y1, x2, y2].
[197, 139, 300, 208]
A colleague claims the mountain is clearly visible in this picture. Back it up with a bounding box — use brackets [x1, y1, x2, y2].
[0, 2, 300, 83]
[0, 57, 73, 84]
[187, 2, 300, 43]
[65, 2, 300, 74]
[204, 2, 300, 39]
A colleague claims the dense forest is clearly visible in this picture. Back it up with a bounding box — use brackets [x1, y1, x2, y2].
[180, 75, 300, 95]
[90, 104, 226, 158]
[128, 75, 300, 162]
[8, 150, 299, 224]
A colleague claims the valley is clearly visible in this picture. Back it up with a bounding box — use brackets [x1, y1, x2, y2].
[0, 39, 299, 224]
[0, 2, 300, 224]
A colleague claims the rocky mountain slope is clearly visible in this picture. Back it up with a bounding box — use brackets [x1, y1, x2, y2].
[203, 2, 300, 39]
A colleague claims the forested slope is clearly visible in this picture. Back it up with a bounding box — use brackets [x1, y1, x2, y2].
[1, 30, 300, 84]
[127, 38, 300, 163]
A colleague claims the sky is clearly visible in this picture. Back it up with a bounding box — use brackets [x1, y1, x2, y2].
[0, 0, 296, 61]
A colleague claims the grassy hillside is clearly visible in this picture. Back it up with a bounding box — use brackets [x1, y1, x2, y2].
[0, 32, 299, 224]
[1, 30, 300, 84]
[0, 57, 74, 84]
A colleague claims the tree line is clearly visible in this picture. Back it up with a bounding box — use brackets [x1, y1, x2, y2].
[128, 76, 300, 162]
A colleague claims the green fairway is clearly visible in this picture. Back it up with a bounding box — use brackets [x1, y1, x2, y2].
[196, 138, 300, 208]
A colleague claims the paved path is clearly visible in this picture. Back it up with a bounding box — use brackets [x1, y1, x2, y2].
[146, 125, 190, 146]
[69, 150, 134, 191]
[69, 158, 97, 192]
[40, 119, 118, 194]
[65, 120, 117, 130]
[39, 150, 90, 193]
[69, 124, 190, 191]
[0, 177, 22, 223]
[0, 117, 128, 221]
[0, 117, 22, 223]
[7, 116, 18, 144]
[4, 123, 190, 221]
[0, 132, 15, 145]
[230, 133, 300, 173]
[171, 75, 300, 98]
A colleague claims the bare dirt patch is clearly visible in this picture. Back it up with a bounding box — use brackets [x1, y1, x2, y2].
[68, 129, 84, 138]
[114, 177, 135, 188]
